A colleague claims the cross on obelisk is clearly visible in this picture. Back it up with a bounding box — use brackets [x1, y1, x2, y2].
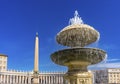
[33, 32, 39, 84]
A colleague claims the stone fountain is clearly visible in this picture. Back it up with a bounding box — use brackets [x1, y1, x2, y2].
[51, 11, 107, 84]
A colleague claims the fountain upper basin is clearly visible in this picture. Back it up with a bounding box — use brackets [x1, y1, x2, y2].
[51, 47, 106, 66]
[56, 24, 100, 47]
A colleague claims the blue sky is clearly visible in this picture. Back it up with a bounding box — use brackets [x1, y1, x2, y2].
[0, 0, 120, 71]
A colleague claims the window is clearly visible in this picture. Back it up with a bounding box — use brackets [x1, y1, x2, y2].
[0, 61, 2, 64]
[4, 61, 6, 64]
[3, 66, 5, 69]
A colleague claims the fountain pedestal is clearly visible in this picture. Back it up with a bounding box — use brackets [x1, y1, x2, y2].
[64, 71, 92, 84]
[66, 64, 92, 84]
[65, 63, 92, 84]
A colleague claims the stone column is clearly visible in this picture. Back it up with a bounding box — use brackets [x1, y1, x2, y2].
[57, 76, 59, 84]
[16, 75, 18, 84]
[58, 75, 60, 83]
[2, 75, 3, 83]
[0, 75, 1, 83]
[8, 75, 9, 83]
[5, 75, 7, 83]
[43, 76, 45, 84]
[45, 75, 47, 84]
[61, 75, 63, 84]
[22, 76, 24, 84]
[12, 75, 15, 84]
[19, 76, 21, 84]
[1, 74, 3, 83]
[9, 75, 11, 84]
[28, 75, 31, 84]
[11, 75, 12, 84]
[3, 75, 5, 83]
[54, 75, 56, 84]
[47, 76, 48, 84]
[24, 76, 27, 84]
[6, 75, 9, 84]
[18, 76, 19, 84]
[59, 76, 60, 84]
[40, 76, 42, 84]
[48, 76, 50, 84]
[50, 75, 53, 84]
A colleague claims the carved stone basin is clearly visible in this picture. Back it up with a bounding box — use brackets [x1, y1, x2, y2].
[51, 47, 106, 67]
[56, 24, 100, 47]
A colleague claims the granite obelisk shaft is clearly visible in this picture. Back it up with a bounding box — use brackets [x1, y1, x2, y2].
[33, 33, 39, 84]
[34, 33, 39, 72]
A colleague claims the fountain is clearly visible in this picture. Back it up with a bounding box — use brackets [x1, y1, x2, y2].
[51, 11, 107, 84]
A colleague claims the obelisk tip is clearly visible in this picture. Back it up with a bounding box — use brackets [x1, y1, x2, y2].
[36, 32, 38, 37]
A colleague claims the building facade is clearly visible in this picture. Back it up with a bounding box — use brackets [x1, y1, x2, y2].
[0, 54, 7, 71]
[94, 68, 120, 84]
[93, 69, 108, 84]
[108, 68, 120, 84]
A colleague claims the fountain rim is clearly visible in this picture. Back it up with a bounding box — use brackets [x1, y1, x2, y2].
[51, 47, 107, 66]
[57, 24, 99, 35]
[51, 47, 106, 53]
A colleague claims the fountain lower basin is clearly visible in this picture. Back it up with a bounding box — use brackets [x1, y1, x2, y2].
[51, 47, 106, 67]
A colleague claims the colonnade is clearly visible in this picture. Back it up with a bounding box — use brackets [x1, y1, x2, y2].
[39, 73, 64, 84]
[0, 71, 65, 84]
[0, 73, 32, 84]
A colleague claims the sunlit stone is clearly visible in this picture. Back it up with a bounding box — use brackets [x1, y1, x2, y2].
[56, 24, 100, 47]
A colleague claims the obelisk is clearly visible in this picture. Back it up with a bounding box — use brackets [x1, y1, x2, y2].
[33, 32, 39, 84]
